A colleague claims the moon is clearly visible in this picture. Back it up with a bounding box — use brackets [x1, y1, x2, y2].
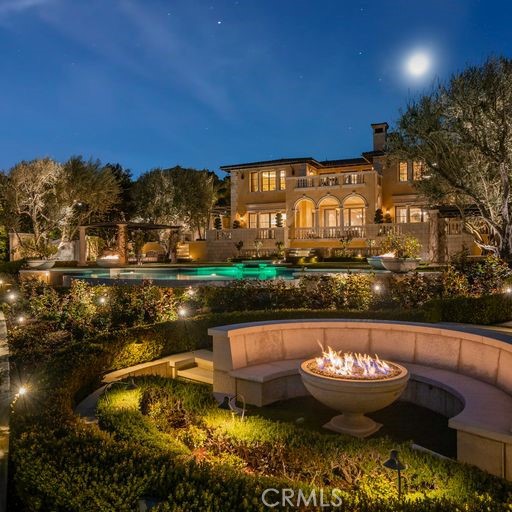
[406, 52, 430, 76]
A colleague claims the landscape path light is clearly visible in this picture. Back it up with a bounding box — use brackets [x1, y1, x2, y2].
[383, 449, 406, 499]
[103, 378, 138, 405]
[218, 393, 246, 420]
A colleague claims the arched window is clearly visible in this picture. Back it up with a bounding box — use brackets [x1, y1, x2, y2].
[318, 196, 339, 227]
[294, 198, 315, 228]
[343, 195, 365, 227]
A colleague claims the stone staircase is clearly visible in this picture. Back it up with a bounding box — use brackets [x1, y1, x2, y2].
[102, 349, 213, 385]
[176, 243, 193, 262]
[75, 350, 214, 423]
[175, 350, 213, 385]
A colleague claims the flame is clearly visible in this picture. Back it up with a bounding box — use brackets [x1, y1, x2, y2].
[99, 255, 119, 260]
[312, 344, 393, 379]
[378, 252, 396, 258]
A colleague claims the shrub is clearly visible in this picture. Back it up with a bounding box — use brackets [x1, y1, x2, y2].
[425, 294, 512, 324]
[200, 274, 374, 313]
[9, 280, 181, 339]
[380, 232, 421, 259]
[0, 259, 25, 275]
[297, 274, 373, 310]
[389, 272, 437, 308]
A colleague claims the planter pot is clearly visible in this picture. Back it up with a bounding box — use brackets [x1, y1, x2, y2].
[25, 260, 55, 270]
[366, 256, 387, 270]
[380, 257, 420, 273]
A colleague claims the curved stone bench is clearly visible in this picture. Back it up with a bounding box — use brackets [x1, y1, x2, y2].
[209, 319, 512, 479]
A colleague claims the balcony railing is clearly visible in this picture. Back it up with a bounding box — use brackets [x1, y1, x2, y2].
[207, 227, 284, 242]
[291, 226, 366, 239]
[291, 172, 367, 190]
[289, 223, 431, 240]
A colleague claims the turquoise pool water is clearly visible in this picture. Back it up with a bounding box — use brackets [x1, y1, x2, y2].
[71, 263, 295, 282]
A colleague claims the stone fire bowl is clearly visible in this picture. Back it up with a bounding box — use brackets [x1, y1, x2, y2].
[380, 257, 420, 273]
[299, 360, 409, 438]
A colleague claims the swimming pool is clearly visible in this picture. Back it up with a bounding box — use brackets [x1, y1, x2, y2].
[67, 263, 296, 284]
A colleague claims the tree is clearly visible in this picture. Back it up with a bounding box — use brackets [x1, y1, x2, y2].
[58, 156, 121, 242]
[214, 216, 222, 230]
[388, 56, 512, 259]
[0, 158, 63, 256]
[103, 163, 135, 221]
[131, 169, 178, 225]
[374, 209, 384, 224]
[0, 157, 120, 257]
[169, 167, 217, 240]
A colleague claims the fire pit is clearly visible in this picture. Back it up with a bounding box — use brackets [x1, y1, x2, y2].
[299, 346, 409, 437]
[96, 254, 121, 268]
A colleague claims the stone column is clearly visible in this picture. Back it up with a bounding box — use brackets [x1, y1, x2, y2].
[78, 226, 87, 266]
[117, 223, 128, 266]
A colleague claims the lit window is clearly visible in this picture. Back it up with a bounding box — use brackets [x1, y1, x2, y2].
[399, 162, 408, 182]
[412, 161, 423, 181]
[342, 195, 365, 227]
[248, 213, 258, 228]
[250, 172, 259, 192]
[261, 171, 277, 191]
[259, 213, 271, 229]
[396, 206, 408, 223]
[409, 207, 428, 223]
[279, 170, 286, 190]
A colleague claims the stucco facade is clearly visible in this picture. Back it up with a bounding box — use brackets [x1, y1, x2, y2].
[207, 122, 476, 261]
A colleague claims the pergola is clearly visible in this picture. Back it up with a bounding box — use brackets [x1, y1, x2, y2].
[78, 222, 181, 266]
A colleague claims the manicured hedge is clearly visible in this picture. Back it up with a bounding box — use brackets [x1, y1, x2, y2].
[424, 293, 512, 324]
[105, 308, 430, 371]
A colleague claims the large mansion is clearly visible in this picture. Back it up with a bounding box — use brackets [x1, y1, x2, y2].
[206, 122, 475, 261]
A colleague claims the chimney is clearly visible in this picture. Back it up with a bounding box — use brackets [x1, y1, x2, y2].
[371, 122, 388, 151]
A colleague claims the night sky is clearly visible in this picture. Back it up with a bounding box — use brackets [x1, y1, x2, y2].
[0, 0, 511, 176]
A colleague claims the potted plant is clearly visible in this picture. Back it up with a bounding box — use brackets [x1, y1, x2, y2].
[378, 232, 421, 273]
[20, 239, 58, 270]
